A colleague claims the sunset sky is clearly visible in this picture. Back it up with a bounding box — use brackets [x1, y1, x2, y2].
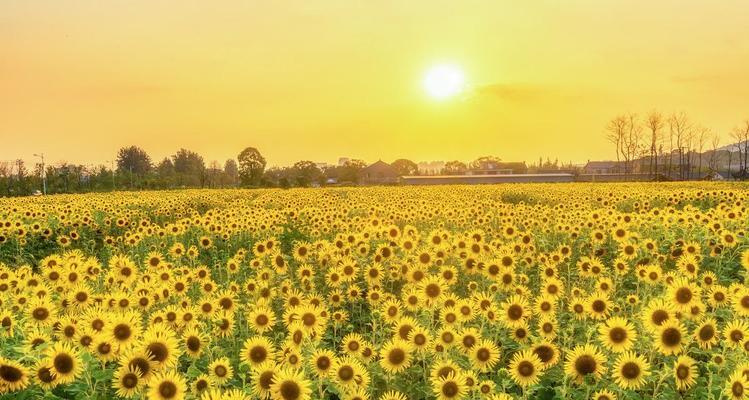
[2, 1, 749, 168]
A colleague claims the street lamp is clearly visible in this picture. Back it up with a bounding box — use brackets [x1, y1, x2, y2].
[33, 153, 46, 195]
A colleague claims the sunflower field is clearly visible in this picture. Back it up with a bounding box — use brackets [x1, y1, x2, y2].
[2, 183, 749, 400]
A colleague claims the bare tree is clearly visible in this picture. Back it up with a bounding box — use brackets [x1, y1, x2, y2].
[669, 112, 692, 180]
[694, 126, 709, 178]
[730, 120, 749, 179]
[709, 134, 721, 172]
[607, 115, 627, 168]
[645, 111, 664, 177]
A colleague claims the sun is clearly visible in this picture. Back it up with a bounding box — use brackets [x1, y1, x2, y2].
[423, 64, 465, 100]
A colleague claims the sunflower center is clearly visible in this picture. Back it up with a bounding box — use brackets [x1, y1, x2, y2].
[591, 300, 606, 312]
[214, 365, 227, 377]
[609, 327, 627, 343]
[662, 327, 682, 346]
[621, 362, 640, 379]
[676, 365, 690, 379]
[0, 365, 22, 382]
[518, 360, 535, 377]
[508, 305, 523, 320]
[114, 324, 132, 341]
[187, 337, 201, 352]
[280, 380, 301, 399]
[442, 381, 459, 397]
[651, 310, 669, 325]
[54, 353, 74, 374]
[338, 365, 354, 381]
[256, 315, 269, 326]
[477, 348, 491, 362]
[32, 307, 49, 321]
[574, 355, 597, 375]
[250, 346, 267, 363]
[734, 381, 744, 397]
[675, 288, 693, 304]
[158, 381, 177, 398]
[122, 373, 138, 388]
[37, 366, 54, 383]
[147, 343, 168, 362]
[533, 346, 553, 362]
[259, 371, 274, 389]
[699, 325, 715, 341]
[388, 348, 406, 365]
[316, 356, 331, 370]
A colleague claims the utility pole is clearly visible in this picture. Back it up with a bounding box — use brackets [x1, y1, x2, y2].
[33, 153, 46, 195]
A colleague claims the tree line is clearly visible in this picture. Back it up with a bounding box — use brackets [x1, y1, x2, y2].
[0, 146, 425, 196]
[606, 112, 749, 180]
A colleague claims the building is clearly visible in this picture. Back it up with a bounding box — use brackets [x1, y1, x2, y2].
[402, 173, 574, 185]
[361, 160, 399, 184]
[582, 161, 626, 175]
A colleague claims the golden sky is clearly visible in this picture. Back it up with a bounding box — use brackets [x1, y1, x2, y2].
[2, 1, 749, 167]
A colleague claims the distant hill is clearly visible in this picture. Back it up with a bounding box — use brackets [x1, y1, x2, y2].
[718, 140, 749, 152]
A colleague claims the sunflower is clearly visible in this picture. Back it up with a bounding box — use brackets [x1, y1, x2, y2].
[734, 288, 749, 317]
[654, 320, 686, 355]
[208, 357, 234, 386]
[564, 344, 607, 384]
[591, 389, 617, 400]
[673, 355, 698, 390]
[119, 348, 158, 382]
[531, 341, 560, 369]
[147, 370, 187, 400]
[379, 340, 413, 373]
[612, 351, 650, 390]
[183, 327, 208, 358]
[240, 336, 276, 367]
[91, 335, 118, 362]
[192, 374, 213, 398]
[113, 365, 143, 398]
[507, 349, 543, 387]
[333, 355, 367, 391]
[469, 338, 500, 372]
[250, 361, 276, 399]
[598, 316, 637, 353]
[725, 319, 749, 349]
[0, 357, 30, 392]
[380, 391, 409, 400]
[309, 349, 335, 377]
[142, 327, 179, 370]
[418, 275, 447, 308]
[586, 291, 611, 320]
[694, 317, 719, 349]
[270, 368, 311, 400]
[641, 298, 673, 332]
[666, 277, 701, 313]
[47, 342, 82, 384]
[31, 361, 58, 390]
[106, 310, 142, 350]
[727, 371, 749, 400]
[248, 305, 276, 334]
[27, 296, 57, 327]
[341, 333, 366, 356]
[500, 295, 530, 328]
[432, 372, 467, 400]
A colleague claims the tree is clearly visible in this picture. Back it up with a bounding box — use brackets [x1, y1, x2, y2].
[669, 112, 692, 180]
[237, 147, 266, 186]
[116, 146, 152, 175]
[469, 156, 501, 170]
[172, 149, 205, 187]
[224, 159, 238, 186]
[292, 160, 322, 187]
[339, 159, 366, 183]
[645, 111, 664, 177]
[391, 159, 418, 176]
[442, 160, 467, 175]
